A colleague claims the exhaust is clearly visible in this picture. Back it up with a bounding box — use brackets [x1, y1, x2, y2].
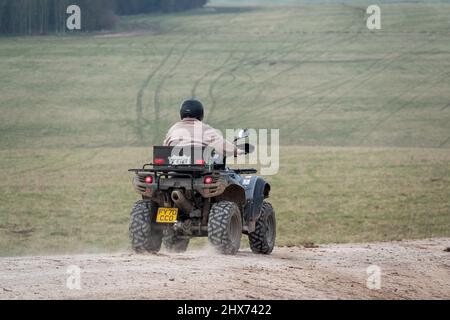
[171, 190, 193, 214]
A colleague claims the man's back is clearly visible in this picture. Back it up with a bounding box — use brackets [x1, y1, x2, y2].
[164, 117, 236, 157]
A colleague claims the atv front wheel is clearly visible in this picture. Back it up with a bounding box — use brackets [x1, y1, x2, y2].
[208, 201, 242, 255]
[129, 200, 163, 253]
[249, 201, 276, 254]
[163, 229, 190, 253]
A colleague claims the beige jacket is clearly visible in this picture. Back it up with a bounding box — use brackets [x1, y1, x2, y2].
[163, 118, 236, 156]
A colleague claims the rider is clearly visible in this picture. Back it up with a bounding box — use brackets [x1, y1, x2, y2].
[163, 99, 242, 157]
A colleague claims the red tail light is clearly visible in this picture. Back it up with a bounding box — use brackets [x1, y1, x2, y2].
[154, 158, 165, 165]
[145, 176, 153, 184]
[204, 176, 214, 184]
[196, 159, 206, 165]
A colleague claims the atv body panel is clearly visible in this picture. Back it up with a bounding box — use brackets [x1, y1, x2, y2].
[238, 175, 271, 233]
[128, 145, 275, 254]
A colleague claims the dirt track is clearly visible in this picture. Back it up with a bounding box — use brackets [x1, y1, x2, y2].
[1, 238, 449, 300]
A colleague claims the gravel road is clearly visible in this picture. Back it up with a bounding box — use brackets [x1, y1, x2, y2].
[1, 238, 449, 299]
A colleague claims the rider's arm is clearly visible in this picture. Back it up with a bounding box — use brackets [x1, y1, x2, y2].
[204, 125, 237, 157]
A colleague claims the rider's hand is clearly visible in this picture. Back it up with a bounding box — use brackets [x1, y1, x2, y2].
[234, 147, 246, 157]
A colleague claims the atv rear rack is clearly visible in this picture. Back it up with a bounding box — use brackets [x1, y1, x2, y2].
[128, 164, 258, 175]
[128, 163, 212, 174]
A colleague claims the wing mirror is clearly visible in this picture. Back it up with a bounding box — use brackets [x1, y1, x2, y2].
[234, 129, 250, 142]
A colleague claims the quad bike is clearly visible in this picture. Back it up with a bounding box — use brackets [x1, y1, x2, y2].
[128, 130, 276, 255]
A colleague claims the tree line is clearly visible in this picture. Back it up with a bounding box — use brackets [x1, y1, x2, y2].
[0, 0, 208, 35]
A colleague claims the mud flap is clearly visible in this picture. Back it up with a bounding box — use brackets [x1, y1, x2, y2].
[241, 176, 270, 233]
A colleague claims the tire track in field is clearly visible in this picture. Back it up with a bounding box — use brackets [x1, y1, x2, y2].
[433, 63, 450, 146]
[206, 9, 316, 113]
[190, 8, 244, 100]
[358, 70, 450, 145]
[339, 34, 443, 144]
[214, 32, 319, 105]
[196, 49, 251, 123]
[186, 8, 249, 114]
[236, 33, 338, 110]
[308, 52, 399, 116]
[151, 40, 196, 144]
[221, 29, 362, 121]
[291, 51, 403, 133]
[203, 5, 319, 121]
[259, 33, 361, 109]
[149, 6, 241, 131]
[218, 3, 366, 123]
[135, 45, 176, 143]
[207, 31, 322, 123]
[255, 35, 354, 103]
[206, 50, 253, 123]
[440, 103, 450, 111]
[347, 32, 450, 147]
[190, 51, 235, 99]
[285, 34, 431, 141]
[47, 149, 103, 173]
[349, 36, 448, 145]
[13, 152, 72, 176]
[437, 136, 450, 148]
[14, 148, 102, 178]
[217, 31, 359, 125]
[207, 69, 243, 118]
[207, 38, 286, 120]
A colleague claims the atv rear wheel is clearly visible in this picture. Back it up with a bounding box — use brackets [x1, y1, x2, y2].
[249, 201, 276, 254]
[163, 229, 190, 253]
[208, 201, 242, 255]
[129, 200, 163, 253]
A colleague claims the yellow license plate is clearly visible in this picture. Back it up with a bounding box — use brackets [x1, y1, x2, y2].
[156, 208, 178, 223]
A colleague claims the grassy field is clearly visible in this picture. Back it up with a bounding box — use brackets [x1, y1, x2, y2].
[0, 2, 449, 256]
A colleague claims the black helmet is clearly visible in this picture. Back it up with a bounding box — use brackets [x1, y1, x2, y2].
[180, 99, 204, 121]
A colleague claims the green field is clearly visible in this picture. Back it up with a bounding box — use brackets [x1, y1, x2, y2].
[1, 2, 449, 256]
